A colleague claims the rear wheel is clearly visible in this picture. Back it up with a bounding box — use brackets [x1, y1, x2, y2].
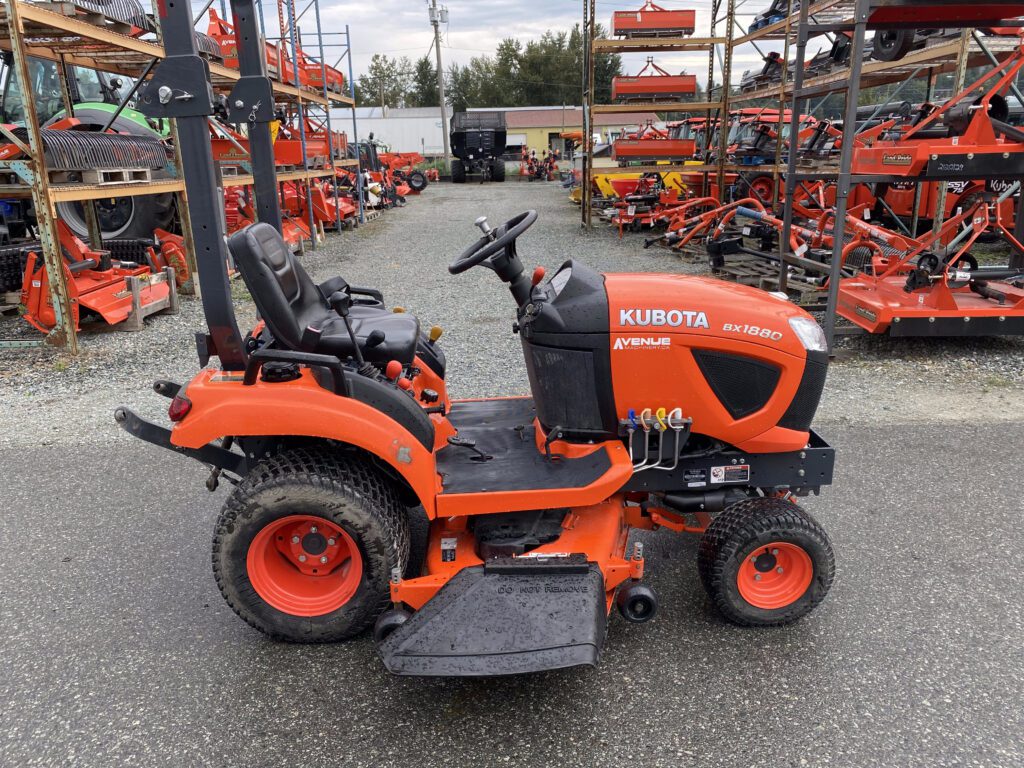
[56, 192, 175, 240]
[872, 29, 915, 62]
[698, 497, 834, 627]
[451, 158, 466, 183]
[491, 159, 506, 182]
[213, 448, 409, 642]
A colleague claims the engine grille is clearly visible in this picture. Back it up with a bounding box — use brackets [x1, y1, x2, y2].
[693, 350, 781, 419]
[778, 352, 828, 432]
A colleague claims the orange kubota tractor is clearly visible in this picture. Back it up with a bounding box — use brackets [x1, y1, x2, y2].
[118, 0, 838, 677]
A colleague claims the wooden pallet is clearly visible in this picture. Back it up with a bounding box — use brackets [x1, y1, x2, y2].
[122, 268, 179, 331]
[1, 290, 20, 314]
[48, 168, 152, 185]
[36, 1, 134, 34]
[712, 254, 827, 306]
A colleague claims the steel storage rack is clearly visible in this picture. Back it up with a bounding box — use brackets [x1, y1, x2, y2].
[772, 0, 1024, 348]
[715, 1, 1022, 313]
[256, 0, 362, 239]
[0, 0, 358, 353]
[582, 0, 736, 229]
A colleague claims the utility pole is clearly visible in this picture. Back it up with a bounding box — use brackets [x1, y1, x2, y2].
[429, 0, 451, 164]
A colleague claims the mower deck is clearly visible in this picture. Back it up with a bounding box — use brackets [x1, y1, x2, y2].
[838, 275, 1024, 335]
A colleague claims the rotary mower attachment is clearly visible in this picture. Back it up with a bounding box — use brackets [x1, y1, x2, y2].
[19, 221, 181, 333]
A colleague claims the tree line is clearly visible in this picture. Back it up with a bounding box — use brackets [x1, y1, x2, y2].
[355, 26, 622, 112]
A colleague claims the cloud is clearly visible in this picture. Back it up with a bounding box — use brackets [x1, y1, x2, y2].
[290, 0, 779, 87]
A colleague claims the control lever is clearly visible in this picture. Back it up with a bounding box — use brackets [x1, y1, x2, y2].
[475, 216, 496, 241]
[447, 434, 492, 462]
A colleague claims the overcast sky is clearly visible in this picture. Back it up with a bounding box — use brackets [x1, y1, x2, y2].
[311, 0, 777, 90]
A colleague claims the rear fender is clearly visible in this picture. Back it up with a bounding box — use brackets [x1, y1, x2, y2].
[170, 368, 441, 516]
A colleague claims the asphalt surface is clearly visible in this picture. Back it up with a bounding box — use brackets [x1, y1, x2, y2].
[2, 423, 1022, 767]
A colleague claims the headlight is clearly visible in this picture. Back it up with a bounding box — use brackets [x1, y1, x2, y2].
[789, 316, 827, 352]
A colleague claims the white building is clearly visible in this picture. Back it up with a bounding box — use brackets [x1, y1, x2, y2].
[346, 106, 453, 156]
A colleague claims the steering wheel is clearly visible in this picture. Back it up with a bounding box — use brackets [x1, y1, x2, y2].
[449, 210, 537, 274]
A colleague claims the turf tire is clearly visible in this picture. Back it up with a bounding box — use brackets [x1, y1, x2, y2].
[698, 497, 834, 627]
[212, 448, 409, 643]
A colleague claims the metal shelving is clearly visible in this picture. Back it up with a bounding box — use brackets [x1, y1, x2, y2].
[769, 1, 1024, 349]
[0, 0, 359, 352]
[582, 0, 735, 228]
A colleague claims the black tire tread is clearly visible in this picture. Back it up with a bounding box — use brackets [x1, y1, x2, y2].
[698, 497, 834, 627]
[212, 447, 409, 643]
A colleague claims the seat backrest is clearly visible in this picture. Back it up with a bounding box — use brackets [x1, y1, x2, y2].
[227, 223, 323, 350]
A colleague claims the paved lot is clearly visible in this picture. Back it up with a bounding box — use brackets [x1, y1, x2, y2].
[1, 181, 1022, 766]
[2, 423, 1023, 767]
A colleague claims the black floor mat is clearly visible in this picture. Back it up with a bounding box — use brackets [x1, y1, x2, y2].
[437, 398, 612, 495]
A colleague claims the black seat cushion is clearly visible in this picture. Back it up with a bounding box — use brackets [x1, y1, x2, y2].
[227, 223, 419, 364]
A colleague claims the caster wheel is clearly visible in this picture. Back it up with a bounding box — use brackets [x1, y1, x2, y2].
[616, 582, 658, 623]
[373, 608, 412, 643]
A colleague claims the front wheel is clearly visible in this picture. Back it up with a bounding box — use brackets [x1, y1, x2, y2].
[491, 159, 506, 182]
[212, 448, 409, 642]
[407, 170, 428, 192]
[698, 497, 834, 627]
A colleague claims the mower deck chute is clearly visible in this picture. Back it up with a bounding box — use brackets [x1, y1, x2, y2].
[379, 557, 608, 676]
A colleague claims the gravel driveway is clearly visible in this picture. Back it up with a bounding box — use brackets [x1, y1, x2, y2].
[1, 181, 1022, 451]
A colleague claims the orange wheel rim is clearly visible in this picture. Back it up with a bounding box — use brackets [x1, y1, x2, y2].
[246, 515, 363, 617]
[737, 541, 813, 610]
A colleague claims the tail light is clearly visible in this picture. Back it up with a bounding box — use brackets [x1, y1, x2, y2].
[168, 395, 192, 422]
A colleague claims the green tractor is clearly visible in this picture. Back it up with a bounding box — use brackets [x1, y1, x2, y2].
[0, 54, 176, 240]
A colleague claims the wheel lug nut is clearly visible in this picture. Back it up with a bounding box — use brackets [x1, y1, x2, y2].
[754, 573, 762, 581]
[771, 548, 779, 555]
[776, 566, 784, 574]
[320, 556, 328, 564]
[310, 526, 318, 533]
[291, 535, 300, 544]
[327, 538, 336, 546]
[298, 555, 307, 562]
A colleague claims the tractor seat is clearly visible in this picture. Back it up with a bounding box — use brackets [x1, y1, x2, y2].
[227, 223, 419, 365]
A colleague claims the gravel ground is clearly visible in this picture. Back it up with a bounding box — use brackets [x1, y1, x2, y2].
[1, 180, 1022, 450]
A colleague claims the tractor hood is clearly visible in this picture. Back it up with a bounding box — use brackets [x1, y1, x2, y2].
[520, 261, 828, 453]
[603, 271, 815, 358]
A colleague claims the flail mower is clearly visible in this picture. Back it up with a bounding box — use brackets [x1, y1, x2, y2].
[118, 0, 838, 677]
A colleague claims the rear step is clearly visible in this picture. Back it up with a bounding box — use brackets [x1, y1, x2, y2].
[378, 555, 607, 677]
